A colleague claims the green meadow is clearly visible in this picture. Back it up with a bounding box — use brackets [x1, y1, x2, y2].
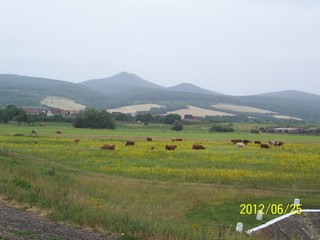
[0, 122, 319, 240]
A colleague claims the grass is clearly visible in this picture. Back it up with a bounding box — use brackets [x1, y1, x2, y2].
[0, 122, 319, 239]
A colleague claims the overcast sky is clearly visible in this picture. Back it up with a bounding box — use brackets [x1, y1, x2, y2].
[1, 0, 319, 95]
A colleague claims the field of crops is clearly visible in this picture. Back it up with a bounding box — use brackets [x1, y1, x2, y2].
[0, 122, 319, 240]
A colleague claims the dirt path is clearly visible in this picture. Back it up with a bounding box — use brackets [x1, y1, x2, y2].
[0, 199, 117, 240]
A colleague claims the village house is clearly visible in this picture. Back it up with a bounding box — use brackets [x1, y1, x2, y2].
[184, 114, 202, 121]
[23, 108, 47, 115]
[46, 108, 70, 117]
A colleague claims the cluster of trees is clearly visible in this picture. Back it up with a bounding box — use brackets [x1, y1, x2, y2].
[135, 113, 181, 124]
[73, 108, 115, 129]
[0, 105, 74, 124]
[111, 112, 183, 125]
[0, 105, 183, 130]
[0, 105, 24, 123]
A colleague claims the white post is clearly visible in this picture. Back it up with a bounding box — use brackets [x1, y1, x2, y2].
[256, 210, 263, 221]
[294, 198, 300, 205]
[236, 222, 243, 232]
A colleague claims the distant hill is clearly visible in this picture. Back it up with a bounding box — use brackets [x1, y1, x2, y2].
[80, 72, 164, 95]
[168, 83, 224, 96]
[258, 90, 320, 101]
[0, 74, 110, 108]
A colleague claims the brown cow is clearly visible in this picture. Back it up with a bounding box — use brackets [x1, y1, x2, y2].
[243, 140, 252, 145]
[172, 138, 183, 141]
[192, 144, 205, 150]
[146, 137, 152, 141]
[74, 138, 80, 143]
[254, 141, 261, 144]
[100, 144, 115, 150]
[274, 141, 284, 146]
[231, 139, 242, 144]
[125, 141, 135, 146]
[260, 143, 270, 149]
[165, 145, 177, 150]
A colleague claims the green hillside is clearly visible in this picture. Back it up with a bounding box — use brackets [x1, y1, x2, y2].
[0, 74, 110, 108]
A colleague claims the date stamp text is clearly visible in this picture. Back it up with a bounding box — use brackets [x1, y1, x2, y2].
[240, 203, 302, 215]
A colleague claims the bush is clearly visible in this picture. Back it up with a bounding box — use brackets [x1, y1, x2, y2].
[171, 120, 183, 131]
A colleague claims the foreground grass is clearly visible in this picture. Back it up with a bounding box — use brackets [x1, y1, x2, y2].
[0, 122, 319, 239]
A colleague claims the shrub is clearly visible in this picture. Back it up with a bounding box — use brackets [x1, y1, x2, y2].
[171, 120, 183, 131]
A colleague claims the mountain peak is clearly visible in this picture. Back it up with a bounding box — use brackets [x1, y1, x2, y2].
[80, 72, 164, 95]
[168, 83, 224, 96]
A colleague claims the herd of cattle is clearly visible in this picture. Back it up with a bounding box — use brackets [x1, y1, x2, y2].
[99, 138, 206, 150]
[31, 129, 284, 151]
[231, 139, 284, 149]
[96, 138, 284, 151]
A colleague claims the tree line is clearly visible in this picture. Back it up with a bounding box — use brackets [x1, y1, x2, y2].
[0, 105, 183, 130]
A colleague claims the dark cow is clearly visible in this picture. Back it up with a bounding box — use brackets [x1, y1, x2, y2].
[74, 138, 80, 143]
[260, 143, 270, 149]
[254, 141, 261, 144]
[100, 144, 115, 150]
[147, 137, 153, 141]
[231, 139, 242, 144]
[125, 141, 135, 146]
[172, 138, 183, 141]
[243, 140, 252, 145]
[165, 144, 177, 150]
[55, 130, 62, 134]
[192, 144, 205, 150]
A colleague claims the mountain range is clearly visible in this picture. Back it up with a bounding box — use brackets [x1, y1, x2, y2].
[1, 72, 320, 122]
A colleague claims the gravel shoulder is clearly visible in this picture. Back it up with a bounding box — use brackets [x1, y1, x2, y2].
[0, 198, 117, 240]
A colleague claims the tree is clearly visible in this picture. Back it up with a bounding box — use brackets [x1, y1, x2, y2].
[6, 105, 23, 120]
[15, 112, 29, 125]
[171, 120, 183, 131]
[0, 105, 24, 123]
[73, 108, 115, 129]
[164, 114, 181, 125]
[111, 112, 133, 121]
[135, 113, 154, 124]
